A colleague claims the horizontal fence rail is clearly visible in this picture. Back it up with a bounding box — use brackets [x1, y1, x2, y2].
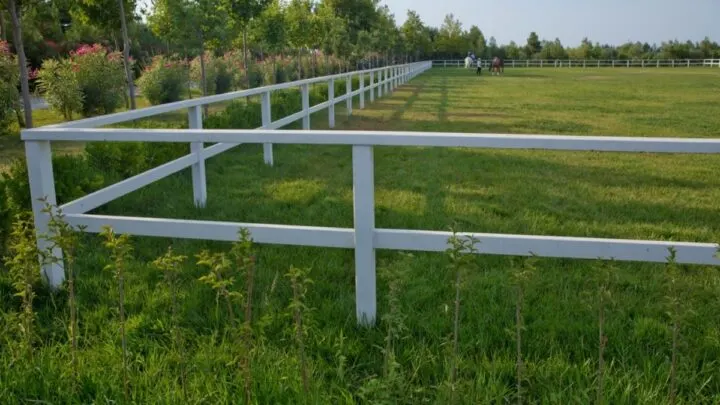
[21, 59, 720, 325]
[433, 58, 720, 68]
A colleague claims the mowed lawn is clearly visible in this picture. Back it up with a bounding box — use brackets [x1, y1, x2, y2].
[2, 68, 720, 403]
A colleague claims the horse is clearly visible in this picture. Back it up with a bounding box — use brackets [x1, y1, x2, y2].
[491, 57, 504, 75]
[464, 56, 473, 69]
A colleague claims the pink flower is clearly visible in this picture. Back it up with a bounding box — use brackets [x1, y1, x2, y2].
[28, 68, 39, 80]
[0, 40, 10, 55]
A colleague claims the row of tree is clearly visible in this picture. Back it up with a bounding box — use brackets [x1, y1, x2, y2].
[2, 1, 720, 129]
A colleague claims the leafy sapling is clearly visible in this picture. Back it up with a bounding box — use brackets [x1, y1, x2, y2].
[100, 225, 134, 401]
[511, 256, 537, 405]
[43, 200, 85, 384]
[4, 214, 41, 360]
[151, 246, 188, 399]
[286, 265, 313, 394]
[230, 228, 257, 405]
[444, 228, 480, 403]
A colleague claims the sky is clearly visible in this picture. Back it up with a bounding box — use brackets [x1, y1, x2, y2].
[385, 0, 720, 47]
[136, 0, 720, 47]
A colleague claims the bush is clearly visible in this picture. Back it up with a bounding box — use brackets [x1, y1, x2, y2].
[1, 155, 105, 213]
[0, 154, 105, 255]
[85, 141, 188, 179]
[215, 58, 234, 94]
[72, 44, 127, 116]
[190, 52, 219, 95]
[37, 59, 82, 120]
[0, 40, 20, 136]
[137, 56, 188, 106]
[37, 43, 126, 118]
[206, 100, 262, 129]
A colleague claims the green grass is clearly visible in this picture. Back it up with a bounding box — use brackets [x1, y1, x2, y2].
[2, 68, 720, 403]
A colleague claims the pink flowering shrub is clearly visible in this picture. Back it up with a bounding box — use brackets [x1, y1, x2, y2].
[137, 55, 188, 105]
[38, 43, 126, 117]
[0, 40, 19, 135]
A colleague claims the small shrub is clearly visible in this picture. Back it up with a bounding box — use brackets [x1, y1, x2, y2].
[190, 52, 219, 95]
[0, 40, 20, 135]
[36, 59, 82, 120]
[4, 213, 41, 360]
[1, 155, 105, 212]
[215, 58, 234, 94]
[37, 44, 126, 118]
[137, 56, 188, 105]
[205, 100, 262, 129]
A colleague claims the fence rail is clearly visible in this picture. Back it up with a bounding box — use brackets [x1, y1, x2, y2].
[22, 60, 720, 326]
[433, 58, 720, 68]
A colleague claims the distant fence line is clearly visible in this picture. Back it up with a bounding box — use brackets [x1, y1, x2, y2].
[433, 59, 720, 68]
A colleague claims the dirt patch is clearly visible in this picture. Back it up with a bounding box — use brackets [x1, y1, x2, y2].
[578, 75, 608, 81]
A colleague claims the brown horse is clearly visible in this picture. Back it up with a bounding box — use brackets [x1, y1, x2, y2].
[491, 57, 504, 75]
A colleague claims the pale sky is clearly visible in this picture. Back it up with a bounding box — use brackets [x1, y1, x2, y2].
[384, 0, 719, 46]
[137, 0, 719, 47]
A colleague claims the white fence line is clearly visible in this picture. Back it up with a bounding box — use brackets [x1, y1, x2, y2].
[434, 58, 720, 68]
[21, 59, 720, 326]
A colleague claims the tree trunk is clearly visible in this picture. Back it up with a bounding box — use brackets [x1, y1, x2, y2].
[118, 0, 136, 110]
[242, 27, 249, 89]
[311, 49, 316, 77]
[0, 10, 6, 41]
[199, 44, 208, 116]
[7, 0, 32, 128]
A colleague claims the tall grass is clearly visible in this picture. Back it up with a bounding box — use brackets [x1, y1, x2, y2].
[1, 68, 720, 403]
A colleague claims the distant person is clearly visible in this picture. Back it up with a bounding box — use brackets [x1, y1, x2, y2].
[476, 58, 482, 75]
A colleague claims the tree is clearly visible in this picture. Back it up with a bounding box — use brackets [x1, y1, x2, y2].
[148, 0, 227, 101]
[437, 13, 464, 58]
[525, 31, 541, 59]
[465, 25, 485, 57]
[505, 40, 521, 59]
[221, 0, 270, 86]
[74, 0, 138, 109]
[250, 0, 285, 78]
[322, 0, 378, 43]
[285, 0, 312, 77]
[3, 0, 32, 128]
[401, 10, 429, 61]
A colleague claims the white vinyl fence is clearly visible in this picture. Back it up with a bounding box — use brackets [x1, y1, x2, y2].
[23, 60, 720, 326]
[434, 58, 720, 68]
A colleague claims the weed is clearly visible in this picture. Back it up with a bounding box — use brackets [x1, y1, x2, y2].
[4, 213, 40, 360]
[230, 228, 257, 405]
[286, 265, 313, 395]
[511, 256, 537, 405]
[444, 229, 480, 403]
[151, 246, 188, 400]
[100, 225, 134, 401]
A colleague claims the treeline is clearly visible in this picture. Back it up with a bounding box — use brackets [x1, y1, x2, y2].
[3, 2, 719, 72]
[2, 0, 719, 133]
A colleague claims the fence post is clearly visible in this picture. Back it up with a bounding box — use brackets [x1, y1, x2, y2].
[385, 67, 390, 93]
[612, 60, 615, 68]
[687, 59, 690, 67]
[369, 70, 375, 102]
[378, 70, 383, 98]
[346, 74, 353, 116]
[627, 60, 630, 68]
[301, 83, 310, 130]
[25, 140, 64, 288]
[352, 145, 376, 326]
[188, 106, 207, 207]
[540, 60, 543, 68]
[260, 92, 273, 166]
[359, 73, 365, 109]
[328, 78, 335, 128]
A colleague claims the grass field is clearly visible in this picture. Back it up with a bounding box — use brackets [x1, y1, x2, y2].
[2, 67, 720, 403]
